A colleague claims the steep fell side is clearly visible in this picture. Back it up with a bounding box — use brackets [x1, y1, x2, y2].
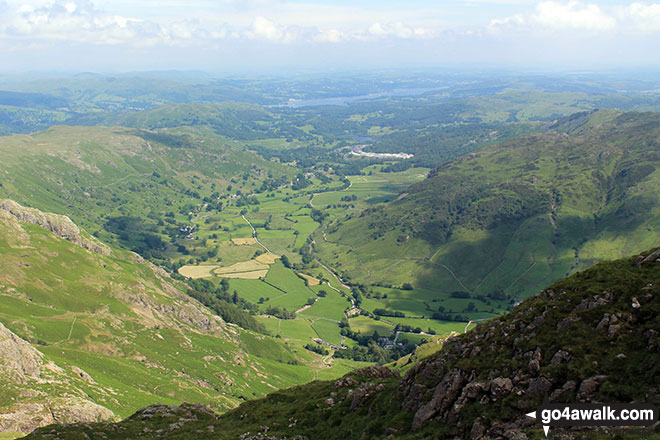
[23, 248, 660, 439]
[0, 203, 330, 434]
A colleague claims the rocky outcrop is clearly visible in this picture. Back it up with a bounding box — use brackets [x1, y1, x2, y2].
[0, 321, 43, 383]
[637, 248, 660, 266]
[127, 403, 220, 424]
[0, 397, 115, 433]
[0, 322, 116, 432]
[398, 249, 660, 438]
[351, 365, 399, 380]
[0, 199, 110, 255]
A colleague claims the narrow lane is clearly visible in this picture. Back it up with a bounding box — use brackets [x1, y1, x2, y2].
[241, 214, 272, 254]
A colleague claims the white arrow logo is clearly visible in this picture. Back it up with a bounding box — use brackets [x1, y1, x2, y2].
[526, 411, 550, 437]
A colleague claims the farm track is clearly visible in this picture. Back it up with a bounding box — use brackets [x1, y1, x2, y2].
[472, 221, 526, 294]
[506, 260, 537, 292]
[98, 172, 151, 190]
[53, 316, 77, 345]
[431, 262, 473, 294]
[298, 314, 340, 323]
[241, 214, 272, 254]
[295, 298, 317, 314]
[309, 180, 353, 208]
[315, 259, 350, 291]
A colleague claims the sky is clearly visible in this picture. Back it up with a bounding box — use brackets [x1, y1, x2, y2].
[2, 0, 660, 72]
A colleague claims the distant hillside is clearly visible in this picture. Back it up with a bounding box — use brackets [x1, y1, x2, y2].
[0, 125, 293, 258]
[316, 110, 660, 299]
[0, 201, 336, 433]
[101, 102, 310, 142]
[24, 248, 660, 439]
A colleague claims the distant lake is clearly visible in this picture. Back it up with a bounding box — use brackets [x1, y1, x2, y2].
[270, 87, 447, 108]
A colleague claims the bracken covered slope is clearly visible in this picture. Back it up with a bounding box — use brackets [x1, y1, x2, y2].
[24, 247, 660, 439]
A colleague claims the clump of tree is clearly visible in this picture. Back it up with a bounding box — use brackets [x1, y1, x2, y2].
[450, 291, 471, 299]
[280, 254, 292, 268]
[104, 216, 166, 259]
[181, 278, 265, 333]
[431, 311, 469, 322]
[393, 324, 423, 333]
[304, 343, 329, 356]
[373, 308, 405, 318]
[235, 195, 259, 207]
[265, 305, 296, 320]
[334, 336, 416, 364]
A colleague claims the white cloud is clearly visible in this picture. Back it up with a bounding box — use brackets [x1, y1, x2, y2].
[489, 1, 618, 33]
[13, 0, 660, 55]
[2, 0, 154, 44]
[0, 0, 447, 48]
[532, 1, 616, 30]
[244, 16, 307, 43]
[487, 13, 525, 32]
[366, 21, 434, 40]
[624, 2, 660, 31]
[248, 16, 284, 41]
[489, 1, 660, 35]
[314, 28, 345, 43]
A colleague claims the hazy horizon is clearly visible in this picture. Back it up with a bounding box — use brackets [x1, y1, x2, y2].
[3, 0, 660, 72]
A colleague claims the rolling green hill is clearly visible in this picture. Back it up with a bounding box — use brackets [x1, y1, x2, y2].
[22, 247, 660, 439]
[101, 102, 310, 142]
[0, 124, 294, 259]
[315, 110, 660, 305]
[0, 200, 358, 434]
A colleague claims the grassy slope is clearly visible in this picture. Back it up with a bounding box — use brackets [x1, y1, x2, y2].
[317, 110, 660, 301]
[23, 247, 660, 440]
[0, 205, 351, 425]
[0, 125, 292, 246]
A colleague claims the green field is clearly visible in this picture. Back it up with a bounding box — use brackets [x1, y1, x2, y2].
[303, 286, 350, 321]
[309, 318, 344, 346]
[349, 315, 395, 336]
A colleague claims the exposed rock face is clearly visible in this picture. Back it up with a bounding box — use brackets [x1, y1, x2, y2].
[0, 403, 53, 433]
[0, 398, 115, 433]
[0, 199, 110, 255]
[398, 249, 660, 438]
[0, 321, 43, 382]
[71, 366, 96, 384]
[351, 365, 399, 380]
[0, 322, 116, 432]
[0, 200, 251, 435]
[637, 248, 660, 266]
[127, 403, 220, 423]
